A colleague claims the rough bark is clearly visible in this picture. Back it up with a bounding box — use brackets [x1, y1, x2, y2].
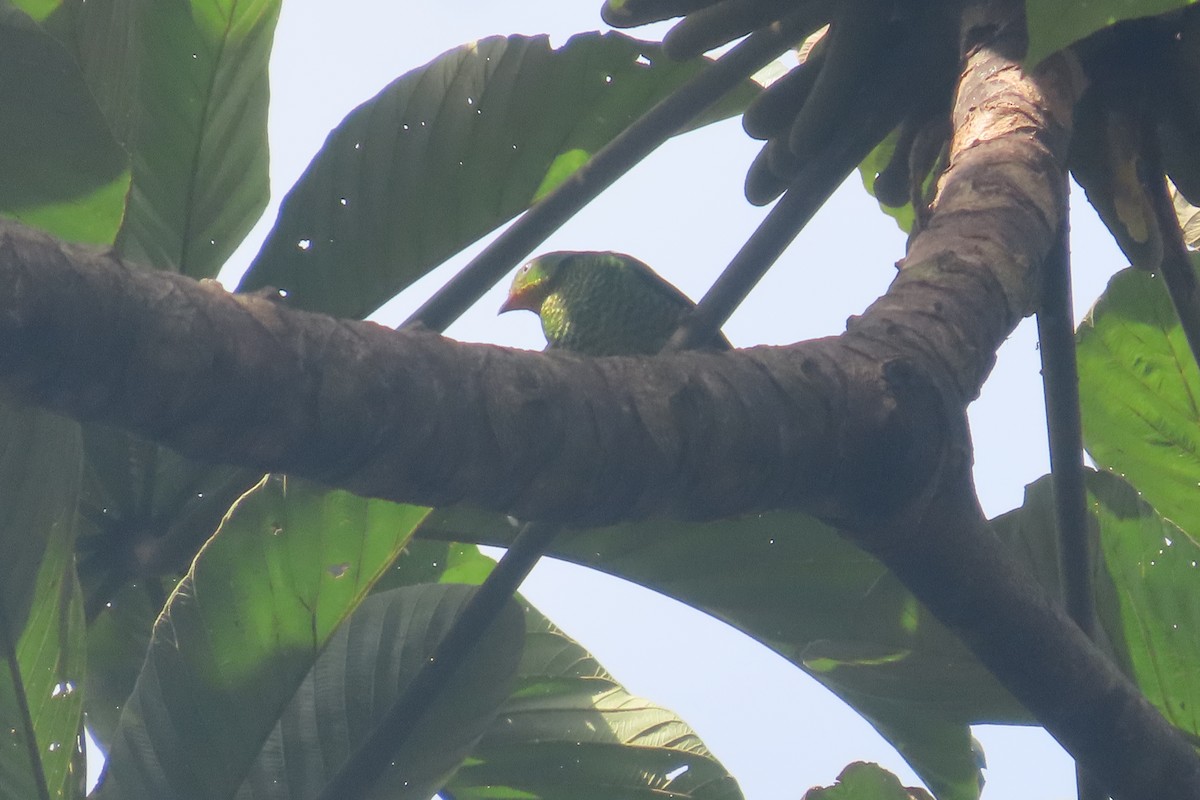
[0, 2, 1197, 797]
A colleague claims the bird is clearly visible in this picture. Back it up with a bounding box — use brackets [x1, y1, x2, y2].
[498, 251, 731, 355]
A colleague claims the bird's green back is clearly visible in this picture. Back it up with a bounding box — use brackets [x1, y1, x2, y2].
[515, 252, 729, 356]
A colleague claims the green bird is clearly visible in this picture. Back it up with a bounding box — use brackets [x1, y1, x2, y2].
[499, 251, 731, 355]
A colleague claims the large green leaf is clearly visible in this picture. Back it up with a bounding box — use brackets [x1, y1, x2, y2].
[988, 476, 1125, 641]
[238, 31, 759, 319]
[371, 542, 741, 799]
[1024, 0, 1194, 66]
[75, 425, 260, 615]
[235, 584, 525, 800]
[0, 3, 129, 244]
[0, 403, 85, 800]
[1076, 264, 1200, 542]
[418, 509, 1005, 800]
[96, 477, 427, 799]
[76, 429, 264, 753]
[108, 0, 279, 277]
[448, 604, 742, 800]
[83, 579, 160, 755]
[8, 0, 60, 20]
[991, 470, 1200, 738]
[43, 0, 140, 149]
[801, 761, 919, 800]
[858, 130, 918, 234]
[1089, 469, 1200, 735]
[10, 497, 87, 800]
[84, 526, 484, 758]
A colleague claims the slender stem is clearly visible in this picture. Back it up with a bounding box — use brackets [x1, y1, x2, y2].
[1035, 204, 1108, 800]
[317, 520, 560, 800]
[669, 70, 908, 350]
[402, 15, 808, 333]
[1035, 205, 1096, 638]
[0, 602, 52, 800]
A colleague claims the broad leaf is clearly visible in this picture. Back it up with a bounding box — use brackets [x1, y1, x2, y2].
[44, 0, 140, 149]
[235, 585, 525, 800]
[1076, 264, 1200, 542]
[83, 523, 475, 757]
[0, 3, 128, 244]
[8, 0, 59, 20]
[112, 0, 279, 277]
[859, 130, 918, 233]
[418, 508, 1003, 800]
[96, 477, 427, 799]
[11, 499, 87, 800]
[371, 538, 499, 593]
[1024, 0, 1194, 66]
[992, 470, 1200, 738]
[369, 543, 740, 799]
[77, 429, 262, 752]
[0, 403, 84, 800]
[447, 605, 742, 800]
[239, 32, 759, 319]
[76, 426, 260, 615]
[802, 761, 922, 800]
[83, 580, 159, 755]
[988, 476, 1125, 638]
[1089, 469, 1200, 734]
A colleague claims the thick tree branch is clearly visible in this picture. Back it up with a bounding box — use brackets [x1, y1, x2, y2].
[877, 472, 1200, 800]
[0, 226, 964, 526]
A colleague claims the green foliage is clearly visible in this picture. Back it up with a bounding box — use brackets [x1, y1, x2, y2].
[0, 405, 84, 800]
[1090, 470, 1200, 734]
[1077, 263, 1200, 541]
[46, 0, 279, 276]
[0, 3, 128, 245]
[1024, 0, 1196, 66]
[420, 507, 1004, 800]
[858, 131, 917, 233]
[447, 605, 743, 800]
[988, 469, 1200, 737]
[95, 476, 426, 798]
[801, 761, 920, 800]
[239, 32, 757, 318]
[222, 584, 526, 800]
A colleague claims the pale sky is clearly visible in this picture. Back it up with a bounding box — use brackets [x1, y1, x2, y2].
[204, 2, 1132, 797]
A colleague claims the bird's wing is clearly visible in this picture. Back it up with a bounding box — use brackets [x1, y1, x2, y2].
[616, 256, 732, 351]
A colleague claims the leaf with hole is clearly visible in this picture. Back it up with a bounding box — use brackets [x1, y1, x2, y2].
[95, 477, 428, 799]
[0, 4, 129, 244]
[238, 31, 758, 318]
[0, 402, 84, 800]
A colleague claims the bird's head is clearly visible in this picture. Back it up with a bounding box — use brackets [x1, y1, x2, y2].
[498, 252, 572, 314]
